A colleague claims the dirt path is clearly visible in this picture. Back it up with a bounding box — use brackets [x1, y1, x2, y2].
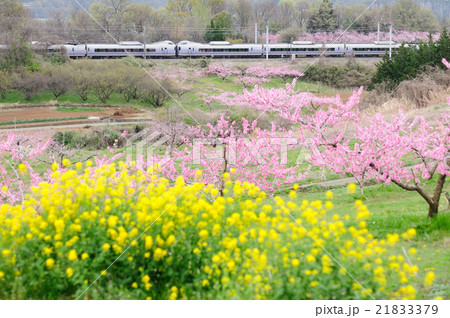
[300, 176, 357, 189]
[0, 121, 146, 133]
[0, 106, 143, 123]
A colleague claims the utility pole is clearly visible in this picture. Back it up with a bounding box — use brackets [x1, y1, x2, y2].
[255, 23, 258, 44]
[266, 25, 269, 60]
[143, 26, 146, 60]
[377, 20, 380, 42]
[133, 23, 136, 41]
[389, 24, 392, 58]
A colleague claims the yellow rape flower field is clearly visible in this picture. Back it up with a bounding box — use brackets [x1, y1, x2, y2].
[0, 162, 443, 300]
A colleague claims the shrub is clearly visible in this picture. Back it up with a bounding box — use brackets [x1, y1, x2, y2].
[53, 128, 123, 150]
[198, 58, 210, 69]
[0, 162, 435, 299]
[0, 38, 35, 72]
[116, 66, 147, 102]
[279, 27, 299, 44]
[13, 72, 47, 101]
[303, 64, 374, 88]
[46, 66, 73, 99]
[90, 63, 119, 104]
[370, 30, 450, 91]
[394, 66, 450, 108]
[0, 70, 11, 99]
[142, 78, 174, 108]
[67, 62, 93, 101]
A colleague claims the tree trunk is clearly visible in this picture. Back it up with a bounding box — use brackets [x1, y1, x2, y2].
[428, 173, 447, 218]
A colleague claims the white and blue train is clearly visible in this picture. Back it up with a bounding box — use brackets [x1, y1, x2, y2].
[47, 40, 406, 59]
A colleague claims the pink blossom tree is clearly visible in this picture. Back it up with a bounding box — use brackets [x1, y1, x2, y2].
[206, 72, 449, 217]
[246, 66, 304, 83]
[128, 114, 308, 192]
[0, 133, 50, 204]
[205, 65, 239, 80]
[233, 76, 269, 88]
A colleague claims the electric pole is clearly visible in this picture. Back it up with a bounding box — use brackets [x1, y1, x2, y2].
[143, 26, 146, 60]
[266, 25, 269, 60]
[377, 20, 380, 42]
[255, 23, 258, 44]
[389, 24, 392, 58]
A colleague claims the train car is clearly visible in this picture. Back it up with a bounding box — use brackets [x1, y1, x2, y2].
[177, 41, 263, 58]
[144, 40, 176, 58]
[346, 41, 403, 57]
[86, 41, 176, 59]
[86, 41, 144, 59]
[264, 41, 347, 57]
[48, 43, 87, 58]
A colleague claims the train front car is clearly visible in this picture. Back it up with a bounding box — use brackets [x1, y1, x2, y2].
[177, 41, 263, 58]
[346, 41, 401, 57]
[144, 40, 176, 58]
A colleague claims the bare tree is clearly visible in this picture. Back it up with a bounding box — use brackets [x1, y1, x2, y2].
[230, 0, 254, 39]
[253, 0, 277, 27]
[47, 66, 73, 99]
[14, 72, 47, 101]
[277, 0, 295, 29]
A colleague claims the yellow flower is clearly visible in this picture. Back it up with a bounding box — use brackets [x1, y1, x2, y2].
[0, 271, 4, 278]
[408, 248, 417, 255]
[81, 253, 89, 260]
[194, 170, 203, 181]
[145, 236, 153, 250]
[291, 259, 300, 267]
[18, 163, 27, 174]
[325, 191, 333, 199]
[45, 258, 55, 269]
[407, 228, 416, 239]
[131, 282, 138, 288]
[66, 267, 74, 278]
[306, 254, 316, 263]
[202, 279, 209, 287]
[62, 158, 70, 167]
[310, 281, 319, 287]
[293, 184, 299, 190]
[68, 249, 78, 261]
[424, 272, 435, 287]
[166, 235, 176, 246]
[142, 275, 151, 283]
[153, 248, 167, 261]
[347, 183, 356, 194]
[169, 292, 177, 300]
[102, 243, 111, 251]
[2, 249, 11, 258]
[199, 229, 209, 241]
